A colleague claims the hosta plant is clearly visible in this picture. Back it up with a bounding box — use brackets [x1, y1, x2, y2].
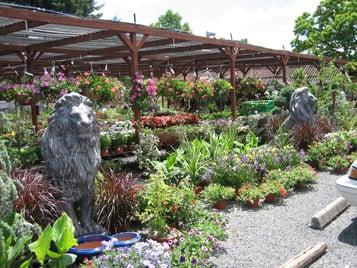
[28, 213, 78, 268]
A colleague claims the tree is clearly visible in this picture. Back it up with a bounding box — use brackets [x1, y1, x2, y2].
[3, 0, 103, 18]
[291, 0, 356, 61]
[151, 9, 192, 33]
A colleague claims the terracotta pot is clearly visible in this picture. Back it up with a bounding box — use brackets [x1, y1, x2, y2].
[334, 168, 348, 175]
[115, 146, 125, 155]
[264, 193, 276, 203]
[246, 199, 259, 208]
[279, 187, 288, 198]
[149, 229, 178, 243]
[101, 149, 110, 157]
[213, 199, 226, 210]
[294, 182, 305, 190]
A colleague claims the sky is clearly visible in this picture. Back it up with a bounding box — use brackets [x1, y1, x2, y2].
[96, 0, 321, 50]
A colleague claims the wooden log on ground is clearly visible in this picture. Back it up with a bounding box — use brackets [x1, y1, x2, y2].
[279, 242, 327, 268]
[310, 197, 350, 230]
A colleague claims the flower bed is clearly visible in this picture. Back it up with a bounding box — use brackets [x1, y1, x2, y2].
[141, 114, 199, 128]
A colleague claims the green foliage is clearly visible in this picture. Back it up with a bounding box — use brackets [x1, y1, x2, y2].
[200, 109, 231, 120]
[177, 139, 211, 183]
[273, 85, 295, 110]
[138, 173, 200, 237]
[135, 131, 160, 171]
[259, 180, 281, 197]
[151, 9, 192, 32]
[28, 213, 77, 268]
[0, 141, 17, 220]
[0, 213, 33, 268]
[326, 155, 352, 172]
[138, 172, 176, 237]
[99, 135, 111, 149]
[234, 131, 259, 154]
[237, 77, 266, 101]
[0, 112, 41, 168]
[239, 185, 264, 202]
[307, 130, 356, 169]
[266, 164, 317, 190]
[202, 184, 235, 204]
[171, 211, 226, 267]
[248, 145, 302, 171]
[291, 68, 309, 87]
[209, 154, 257, 188]
[3, 0, 103, 18]
[291, 0, 356, 61]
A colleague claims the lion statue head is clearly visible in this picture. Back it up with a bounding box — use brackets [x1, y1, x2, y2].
[41, 92, 101, 235]
[283, 87, 317, 130]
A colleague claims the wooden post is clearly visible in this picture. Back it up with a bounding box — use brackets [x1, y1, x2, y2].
[276, 55, 289, 85]
[331, 90, 336, 115]
[221, 47, 239, 120]
[17, 50, 42, 133]
[118, 33, 149, 143]
[238, 65, 251, 77]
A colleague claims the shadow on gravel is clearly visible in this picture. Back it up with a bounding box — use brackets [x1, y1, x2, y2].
[338, 217, 357, 246]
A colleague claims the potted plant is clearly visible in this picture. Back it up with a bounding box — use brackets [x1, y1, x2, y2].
[202, 184, 235, 210]
[100, 135, 112, 157]
[138, 173, 180, 242]
[260, 180, 281, 203]
[112, 132, 127, 155]
[239, 185, 263, 208]
[327, 155, 351, 174]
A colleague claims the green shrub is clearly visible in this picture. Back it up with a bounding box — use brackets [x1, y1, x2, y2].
[202, 184, 235, 204]
[0, 141, 17, 220]
[99, 134, 111, 149]
[307, 130, 356, 169]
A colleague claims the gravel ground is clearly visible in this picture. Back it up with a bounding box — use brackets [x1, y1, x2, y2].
[210, 172, 357, 268]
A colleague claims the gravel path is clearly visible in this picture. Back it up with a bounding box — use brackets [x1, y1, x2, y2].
[211, 172, 357, 268]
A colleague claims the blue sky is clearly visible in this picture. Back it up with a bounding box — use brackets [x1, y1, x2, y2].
[96, 0, 320, 50]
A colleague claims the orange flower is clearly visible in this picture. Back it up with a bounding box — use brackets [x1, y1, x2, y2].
[171, 204, 179, 213]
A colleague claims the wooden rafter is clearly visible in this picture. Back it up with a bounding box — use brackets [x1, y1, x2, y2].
[0, 20, 46, 35]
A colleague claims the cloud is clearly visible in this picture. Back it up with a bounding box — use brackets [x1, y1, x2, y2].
[96, 0, 320, 49]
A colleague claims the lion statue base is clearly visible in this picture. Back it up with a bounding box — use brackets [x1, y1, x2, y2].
[41, 92, 102, 236]
[283, 87, 317, 130]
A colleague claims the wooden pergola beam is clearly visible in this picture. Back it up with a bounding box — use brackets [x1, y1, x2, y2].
[0, 20, 46, 35]
[26, 30, 118, 51]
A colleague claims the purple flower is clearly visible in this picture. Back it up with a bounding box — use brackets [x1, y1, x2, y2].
[179, 256, 186, 263]
[299, 149, 306, 157]
[192, 258, 197, 265]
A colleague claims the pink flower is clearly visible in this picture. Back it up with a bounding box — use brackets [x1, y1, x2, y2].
[146, 78, 157, 96]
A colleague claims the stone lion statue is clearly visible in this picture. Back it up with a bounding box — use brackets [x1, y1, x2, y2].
[41, 92, 101, 236]
[283, 87, 317, 130]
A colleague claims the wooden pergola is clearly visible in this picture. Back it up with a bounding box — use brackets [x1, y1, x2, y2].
[0, 3, 347, 124]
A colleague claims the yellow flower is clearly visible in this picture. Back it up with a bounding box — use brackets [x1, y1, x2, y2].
[4, 131, 16, 138]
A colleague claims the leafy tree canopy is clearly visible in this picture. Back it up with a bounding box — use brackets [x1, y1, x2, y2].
[151, 9, 192, 33]
[291, 0, 356, 61]
[3, 0, 103, 18]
